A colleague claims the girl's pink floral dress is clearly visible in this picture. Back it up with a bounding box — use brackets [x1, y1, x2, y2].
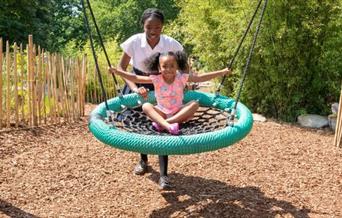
[150, 73, 189, 115]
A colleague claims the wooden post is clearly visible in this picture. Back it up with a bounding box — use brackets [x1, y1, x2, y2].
[70, 59, 75, 121]
[31, 39, 37, 126]
[52, 54, 58, 123]
[334, 86, 342, 148]
[13, 43, 19, 128]
[0, 38, 3, 128]
[47, 53, 52, 123]
[43, 51, 47, 124]
[93, 65, 97, 104]
[20, 44, 25, 124]
[81, 55, 87, 116]
[77, 57, 81, 118]
[57, 55, 65, 121]
[37, 46, 42, 125]
[27, 42, 32, 126]
[6, 40, 11, 128]
[61, 56, 67, 122]
[65, 59, 71, 121]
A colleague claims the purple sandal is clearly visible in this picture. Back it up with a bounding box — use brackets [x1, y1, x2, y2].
[152, 122, 164, 132]
[168, 123, 179, 135]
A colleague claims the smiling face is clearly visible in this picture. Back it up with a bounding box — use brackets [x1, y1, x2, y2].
[158, 55, 178, 83]
[143, 17, 163, 45]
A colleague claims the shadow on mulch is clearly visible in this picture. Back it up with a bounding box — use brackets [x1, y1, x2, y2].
[147, 170, 310, 218]
[0, 199, 40, 218]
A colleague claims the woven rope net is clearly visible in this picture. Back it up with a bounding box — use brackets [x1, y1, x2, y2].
[111, 107, 233, 136]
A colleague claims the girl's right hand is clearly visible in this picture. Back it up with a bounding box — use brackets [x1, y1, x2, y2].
[133, 87, 148, 99]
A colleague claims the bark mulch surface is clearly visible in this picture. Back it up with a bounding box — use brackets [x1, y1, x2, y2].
[0, 105, 341, 218]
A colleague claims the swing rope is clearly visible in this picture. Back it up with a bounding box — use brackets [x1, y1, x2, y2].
[81, 0, 121, 111]
[210, 0, 268, 125]
[83, 0, 267, 131]
[81, 0, 110, 111]
[233, 0, 268, 115]
[216, 0, 264, 94]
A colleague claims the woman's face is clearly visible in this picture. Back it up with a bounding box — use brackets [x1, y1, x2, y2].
[143, 17, 163, 42]
[159, 55, 178, 82]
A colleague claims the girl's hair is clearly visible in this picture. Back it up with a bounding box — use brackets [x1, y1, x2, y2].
[144, 51, 189, 74]
[141, 8, 164, 25]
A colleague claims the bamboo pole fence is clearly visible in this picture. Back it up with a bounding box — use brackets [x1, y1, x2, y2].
[334, 85, 342, 148]
[0, 36, 89, 130]
[0, 35, 121, 131]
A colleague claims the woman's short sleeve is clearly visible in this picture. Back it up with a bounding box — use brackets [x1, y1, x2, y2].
[120, 35, 136, 57]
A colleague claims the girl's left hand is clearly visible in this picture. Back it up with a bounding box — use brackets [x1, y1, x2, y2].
[221, 68, 232, 76]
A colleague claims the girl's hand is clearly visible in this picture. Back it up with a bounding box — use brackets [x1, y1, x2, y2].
[220, 68, 232, 76]
[133, 86, 148, 99]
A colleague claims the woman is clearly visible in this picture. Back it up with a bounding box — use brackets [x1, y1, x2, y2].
[118, 8, 183, 190]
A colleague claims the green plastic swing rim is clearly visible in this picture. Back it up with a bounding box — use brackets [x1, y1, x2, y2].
[88, 90, 253, 155]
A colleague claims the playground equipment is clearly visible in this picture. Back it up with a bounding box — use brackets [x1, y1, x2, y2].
[83, 0, 268, 154]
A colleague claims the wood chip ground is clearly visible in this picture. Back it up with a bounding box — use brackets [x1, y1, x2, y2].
[0, 104, 341, 218]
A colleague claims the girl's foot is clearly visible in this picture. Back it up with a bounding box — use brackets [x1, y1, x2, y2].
[168, 123, 179, 135]
[152, 122, 164, 132]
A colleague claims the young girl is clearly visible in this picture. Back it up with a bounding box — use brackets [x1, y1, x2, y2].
[110, 51, 231, 135]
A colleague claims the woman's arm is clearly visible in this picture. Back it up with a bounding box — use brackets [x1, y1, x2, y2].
[188, 68, 231, 83]
[109, 67, 152, 84]
[118, 53, 140, 90]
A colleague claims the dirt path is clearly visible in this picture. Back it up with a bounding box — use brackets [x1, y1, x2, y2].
[0, 106, 341, 217]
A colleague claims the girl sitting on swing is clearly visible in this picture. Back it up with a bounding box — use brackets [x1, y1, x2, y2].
[109, 51, 232, 135]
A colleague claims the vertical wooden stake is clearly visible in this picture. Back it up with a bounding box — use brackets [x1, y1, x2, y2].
[47, 53, 52, 123]
[0, 38, 3, 128]
[31, 41, 37, 126]
[14, 43, 19, 128]
[20, 44, 25, 124]
[334, 85, 342, 147]
[43, 51, 47, 124]
[6, 40, 11, 128]
[37, 46, 42, 125]
[27, 41, 32, 126]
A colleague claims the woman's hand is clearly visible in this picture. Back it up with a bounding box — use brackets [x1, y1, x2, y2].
[108, 66, 149, 98]
[108, 67, 117, 75]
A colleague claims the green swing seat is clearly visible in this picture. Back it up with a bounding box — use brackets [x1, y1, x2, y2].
[88, 90, 253, 155]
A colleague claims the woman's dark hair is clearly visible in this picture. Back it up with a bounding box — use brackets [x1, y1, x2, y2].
[144, 51, 189, 74]
[141, 8, 164, 25]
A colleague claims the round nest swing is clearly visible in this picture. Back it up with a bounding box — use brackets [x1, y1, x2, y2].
[83, 0, 268, 155]
[89, 90, 253, 155]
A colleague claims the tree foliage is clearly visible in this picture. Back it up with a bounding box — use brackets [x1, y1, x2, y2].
[1, 0, 341, 122]
[0, 0, 52, 49]
[167, 0, 342, 121]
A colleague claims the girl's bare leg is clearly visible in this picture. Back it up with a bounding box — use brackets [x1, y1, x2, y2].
[167, 100, 199, 124]
[142, 103, 171, 129]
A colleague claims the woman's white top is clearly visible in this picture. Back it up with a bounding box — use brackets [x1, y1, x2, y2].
[120, 33, 183, 73]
